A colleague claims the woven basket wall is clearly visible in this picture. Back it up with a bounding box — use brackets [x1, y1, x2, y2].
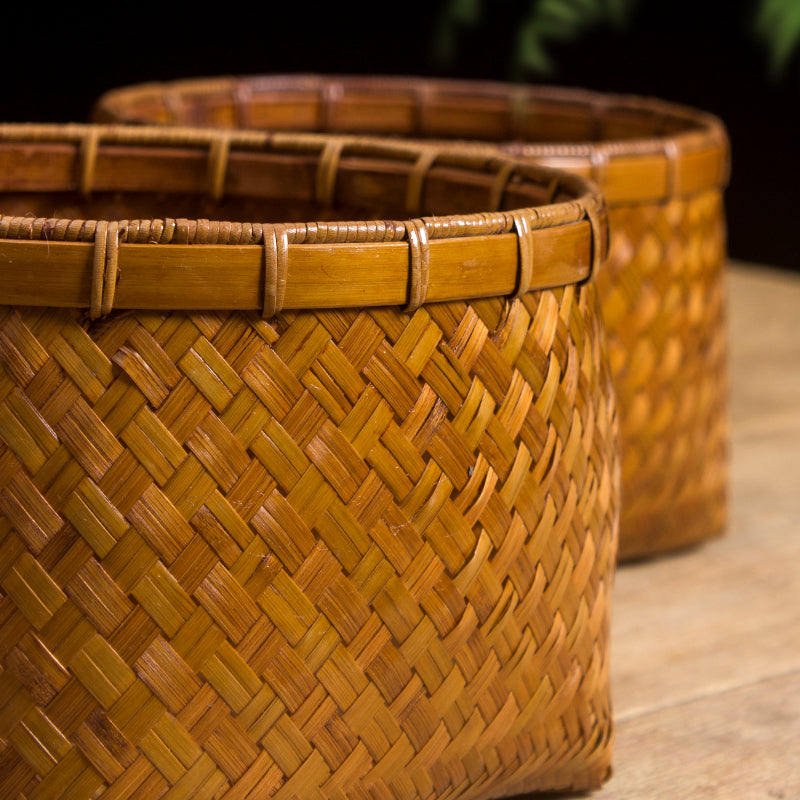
[0, 126, 619, 799]
[93, 74, 730, 559]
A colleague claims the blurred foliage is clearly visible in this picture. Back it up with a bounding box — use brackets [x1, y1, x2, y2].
[514, 0, 636, 75]
[756, 0, 800, 76]
[434, 0, 800, 78]
[435, 0, 637, 75]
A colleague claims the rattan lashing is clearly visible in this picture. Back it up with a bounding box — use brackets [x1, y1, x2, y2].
[0, 125, 619, 799]
[92, 74, 731, 559]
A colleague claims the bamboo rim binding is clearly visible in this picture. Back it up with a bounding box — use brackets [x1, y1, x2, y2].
[0, 124, 607, 316]
[91, 74, 730, 205]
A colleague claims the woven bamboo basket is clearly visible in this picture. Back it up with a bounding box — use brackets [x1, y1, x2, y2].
[93, 73, 730, 560]
[0, 124, 619, 799]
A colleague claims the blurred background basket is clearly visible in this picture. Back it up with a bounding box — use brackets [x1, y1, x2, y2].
[93, 73, 730, 560]
[0, 125, 619, 798]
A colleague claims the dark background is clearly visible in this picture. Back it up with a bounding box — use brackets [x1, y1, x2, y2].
[2, 0, 797, 271]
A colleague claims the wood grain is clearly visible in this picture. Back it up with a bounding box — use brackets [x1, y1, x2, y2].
[728, 263, 800, 428]
[610, 419, 800, 719]
[595, 671, 800, 799]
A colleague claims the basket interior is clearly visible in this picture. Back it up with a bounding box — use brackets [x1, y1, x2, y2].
[97, 76, 709, 145]
[0, 139, 579, 226]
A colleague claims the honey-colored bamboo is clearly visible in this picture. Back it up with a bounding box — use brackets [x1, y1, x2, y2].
[94, 74, 731, 559]
[0, 125, 619, 799]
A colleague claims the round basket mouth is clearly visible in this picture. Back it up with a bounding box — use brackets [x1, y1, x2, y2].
[92, 74, 730, 204]
[0, 125, 607, 317]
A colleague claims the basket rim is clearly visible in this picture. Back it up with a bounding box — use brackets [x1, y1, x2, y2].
[91, 73, 730, 204]
[0, 124, 607, 317]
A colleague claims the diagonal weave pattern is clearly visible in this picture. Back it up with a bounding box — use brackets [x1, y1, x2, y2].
[89, 73, 730, 559]
[600, 191, 727, 558]
[0, 284, 618, 799]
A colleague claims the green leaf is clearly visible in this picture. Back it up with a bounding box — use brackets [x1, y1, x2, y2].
[432, 0, 639, 75]
[512, 0, 638, 76]
[756, 0, 800, 75]
[432, 0, 485, 64]
[515, 17, 558, 74]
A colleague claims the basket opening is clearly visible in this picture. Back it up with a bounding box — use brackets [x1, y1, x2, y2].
[0, 143, 577, 225]
[97, 77, 706, 145]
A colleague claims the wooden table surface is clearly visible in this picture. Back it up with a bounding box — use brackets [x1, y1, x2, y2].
[561, 263, 800, 798]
